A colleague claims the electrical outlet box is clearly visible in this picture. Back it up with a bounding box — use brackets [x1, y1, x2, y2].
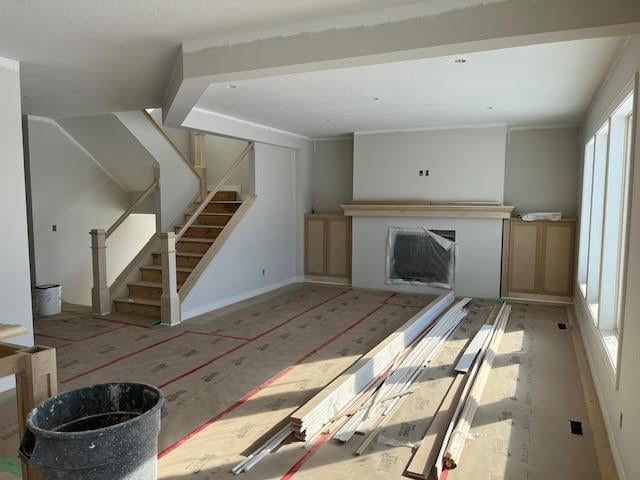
[52, 225, 57, 232]
[261, 268, 266, 276]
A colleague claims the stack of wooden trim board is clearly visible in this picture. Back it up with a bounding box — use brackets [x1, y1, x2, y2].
[231, 292, 511, 477]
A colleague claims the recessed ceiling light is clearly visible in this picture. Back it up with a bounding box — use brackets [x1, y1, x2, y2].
[226, 84, 237, 89]
[373, 97, 380, 101]
[454, 58, 467, 64]
[486, 106, 494, 110]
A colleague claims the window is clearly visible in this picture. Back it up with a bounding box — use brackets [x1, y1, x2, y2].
[578, 92, 634, 368]
[577, 140, 594, 297]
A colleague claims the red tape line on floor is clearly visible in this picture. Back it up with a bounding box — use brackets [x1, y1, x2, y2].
[95, 316, 158, 329]
[158, 294, 393, 459]
[34, 324, 128, 343]
[281, 432, 331, 480]
[156, 289, 352, 389]
[279, 293, 446, 479]
[61, 332, 188, 384]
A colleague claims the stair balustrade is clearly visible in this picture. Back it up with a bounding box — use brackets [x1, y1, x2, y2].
[89, 177, 159, 314]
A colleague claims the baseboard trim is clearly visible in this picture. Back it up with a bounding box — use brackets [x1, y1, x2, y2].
[571, 299, 627, 480]
[304, 274, 351, 286]
[180, 276, 301, 321]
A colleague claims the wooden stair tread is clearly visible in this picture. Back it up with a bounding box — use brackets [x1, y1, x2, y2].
[188, 212, 234, 216]
[141, 264, 193, 273]
[113, 297, 161, 306]
[178, 237, 216, 244]
[128, 280, 184, 288]
[152, 251, 204, 258]
[175, 224, 224, 229]
[209, 200, 242, 204]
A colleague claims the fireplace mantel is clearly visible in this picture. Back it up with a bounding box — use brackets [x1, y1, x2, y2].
[341, 201, 514, 219]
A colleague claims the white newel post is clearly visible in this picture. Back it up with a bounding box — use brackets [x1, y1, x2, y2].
[90, 229, 110, 314]
[159, 232, 180, 326]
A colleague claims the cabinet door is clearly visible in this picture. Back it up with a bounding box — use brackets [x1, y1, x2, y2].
[305, 218, 326, 275]
[508, 222, 540, 294]
[540, 223, 575, 296]
[326, 217, 351, 278]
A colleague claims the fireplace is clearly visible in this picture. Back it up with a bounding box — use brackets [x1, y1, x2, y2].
[386, 227, 456, 289]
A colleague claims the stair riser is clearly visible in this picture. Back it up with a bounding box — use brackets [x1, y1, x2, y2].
[114, 301, 160, 318]
[128, 284, 162, 300]
[141, 268, 191, 284]
[185, 214, 231, 226]
[204, 203, 240, 214]
[213, 191, 237, 201]
[176, 227, 221, 239]
[177, 241, 211, 254]
[152, 253, 201, 268]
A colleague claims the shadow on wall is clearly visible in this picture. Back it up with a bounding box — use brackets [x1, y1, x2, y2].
[27, 117, 157, 305]
[204, 134, 255, 195]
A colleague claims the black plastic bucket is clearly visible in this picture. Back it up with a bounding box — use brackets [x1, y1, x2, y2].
[19, 383, 164, 480]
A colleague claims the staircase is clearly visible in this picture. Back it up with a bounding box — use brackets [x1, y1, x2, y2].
[113, 190, 244, 317]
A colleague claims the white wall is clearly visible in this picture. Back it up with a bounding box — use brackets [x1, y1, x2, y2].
[505, 127, 579, 217]
[28, 117, 156, 305]
[182, 107, 313, 279]
[181, 142, 298, 319]
[350, 127, 506, 298]
[148, 109, 191, 161]
[203, 134, 252, 193]
[312, 138, 353, 212]
[574, 35, 640, 480]
[352, 216, 502, 298]
[116, 111, 199, 231]
[353, 127, 507, 201]
[0, 59, 33, 349]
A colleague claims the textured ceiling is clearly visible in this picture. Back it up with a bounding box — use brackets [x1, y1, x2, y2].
[195, 37, 625, 137]
[0, 0, 495, 117]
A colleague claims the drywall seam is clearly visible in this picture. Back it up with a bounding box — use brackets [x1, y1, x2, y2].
[354, 123, 508, 135]
[190, 107, 311, 142]
[572, 299, 627, 480]
[312, 135, 354, 142]
[507, 123, 580, 131]
[182, 276, 300, 321]
[28, 115, 126, 191]
[183, 0, 509, 52]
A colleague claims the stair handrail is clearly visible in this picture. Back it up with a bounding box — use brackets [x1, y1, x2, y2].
[175, 141, 254, 241]
[141, 109, 201, 180]
[106, 178, 159, 238]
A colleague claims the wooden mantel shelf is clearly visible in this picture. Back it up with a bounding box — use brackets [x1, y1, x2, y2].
[341, 201, 514, 219]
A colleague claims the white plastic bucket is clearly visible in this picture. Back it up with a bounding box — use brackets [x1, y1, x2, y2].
[34, 284, 62, 316]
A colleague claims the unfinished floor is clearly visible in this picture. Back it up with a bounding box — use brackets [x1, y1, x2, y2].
[0, 284, 615, 480]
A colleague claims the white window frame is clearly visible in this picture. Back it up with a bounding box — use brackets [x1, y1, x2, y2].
[577, 87, 635, 376]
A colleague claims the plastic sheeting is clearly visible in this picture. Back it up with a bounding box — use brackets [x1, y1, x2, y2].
[521, 212, 562, 221]
[386, 227, 456, 289]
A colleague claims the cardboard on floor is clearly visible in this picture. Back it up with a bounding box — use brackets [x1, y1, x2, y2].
[0, 285, 615, 480]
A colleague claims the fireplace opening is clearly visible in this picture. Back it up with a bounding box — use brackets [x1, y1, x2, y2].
[386, 227, 456, 289]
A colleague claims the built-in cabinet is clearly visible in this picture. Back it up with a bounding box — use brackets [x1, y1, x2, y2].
[305, 214, 352, 284]
[502, 218, 576, 301]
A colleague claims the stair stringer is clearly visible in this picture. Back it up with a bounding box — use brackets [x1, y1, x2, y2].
[109, 234, 159, 305]
[179, 195, 257, 305]
[108, 190, 200, 312]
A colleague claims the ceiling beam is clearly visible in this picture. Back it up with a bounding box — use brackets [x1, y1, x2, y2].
[163, 0, 640, 127]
